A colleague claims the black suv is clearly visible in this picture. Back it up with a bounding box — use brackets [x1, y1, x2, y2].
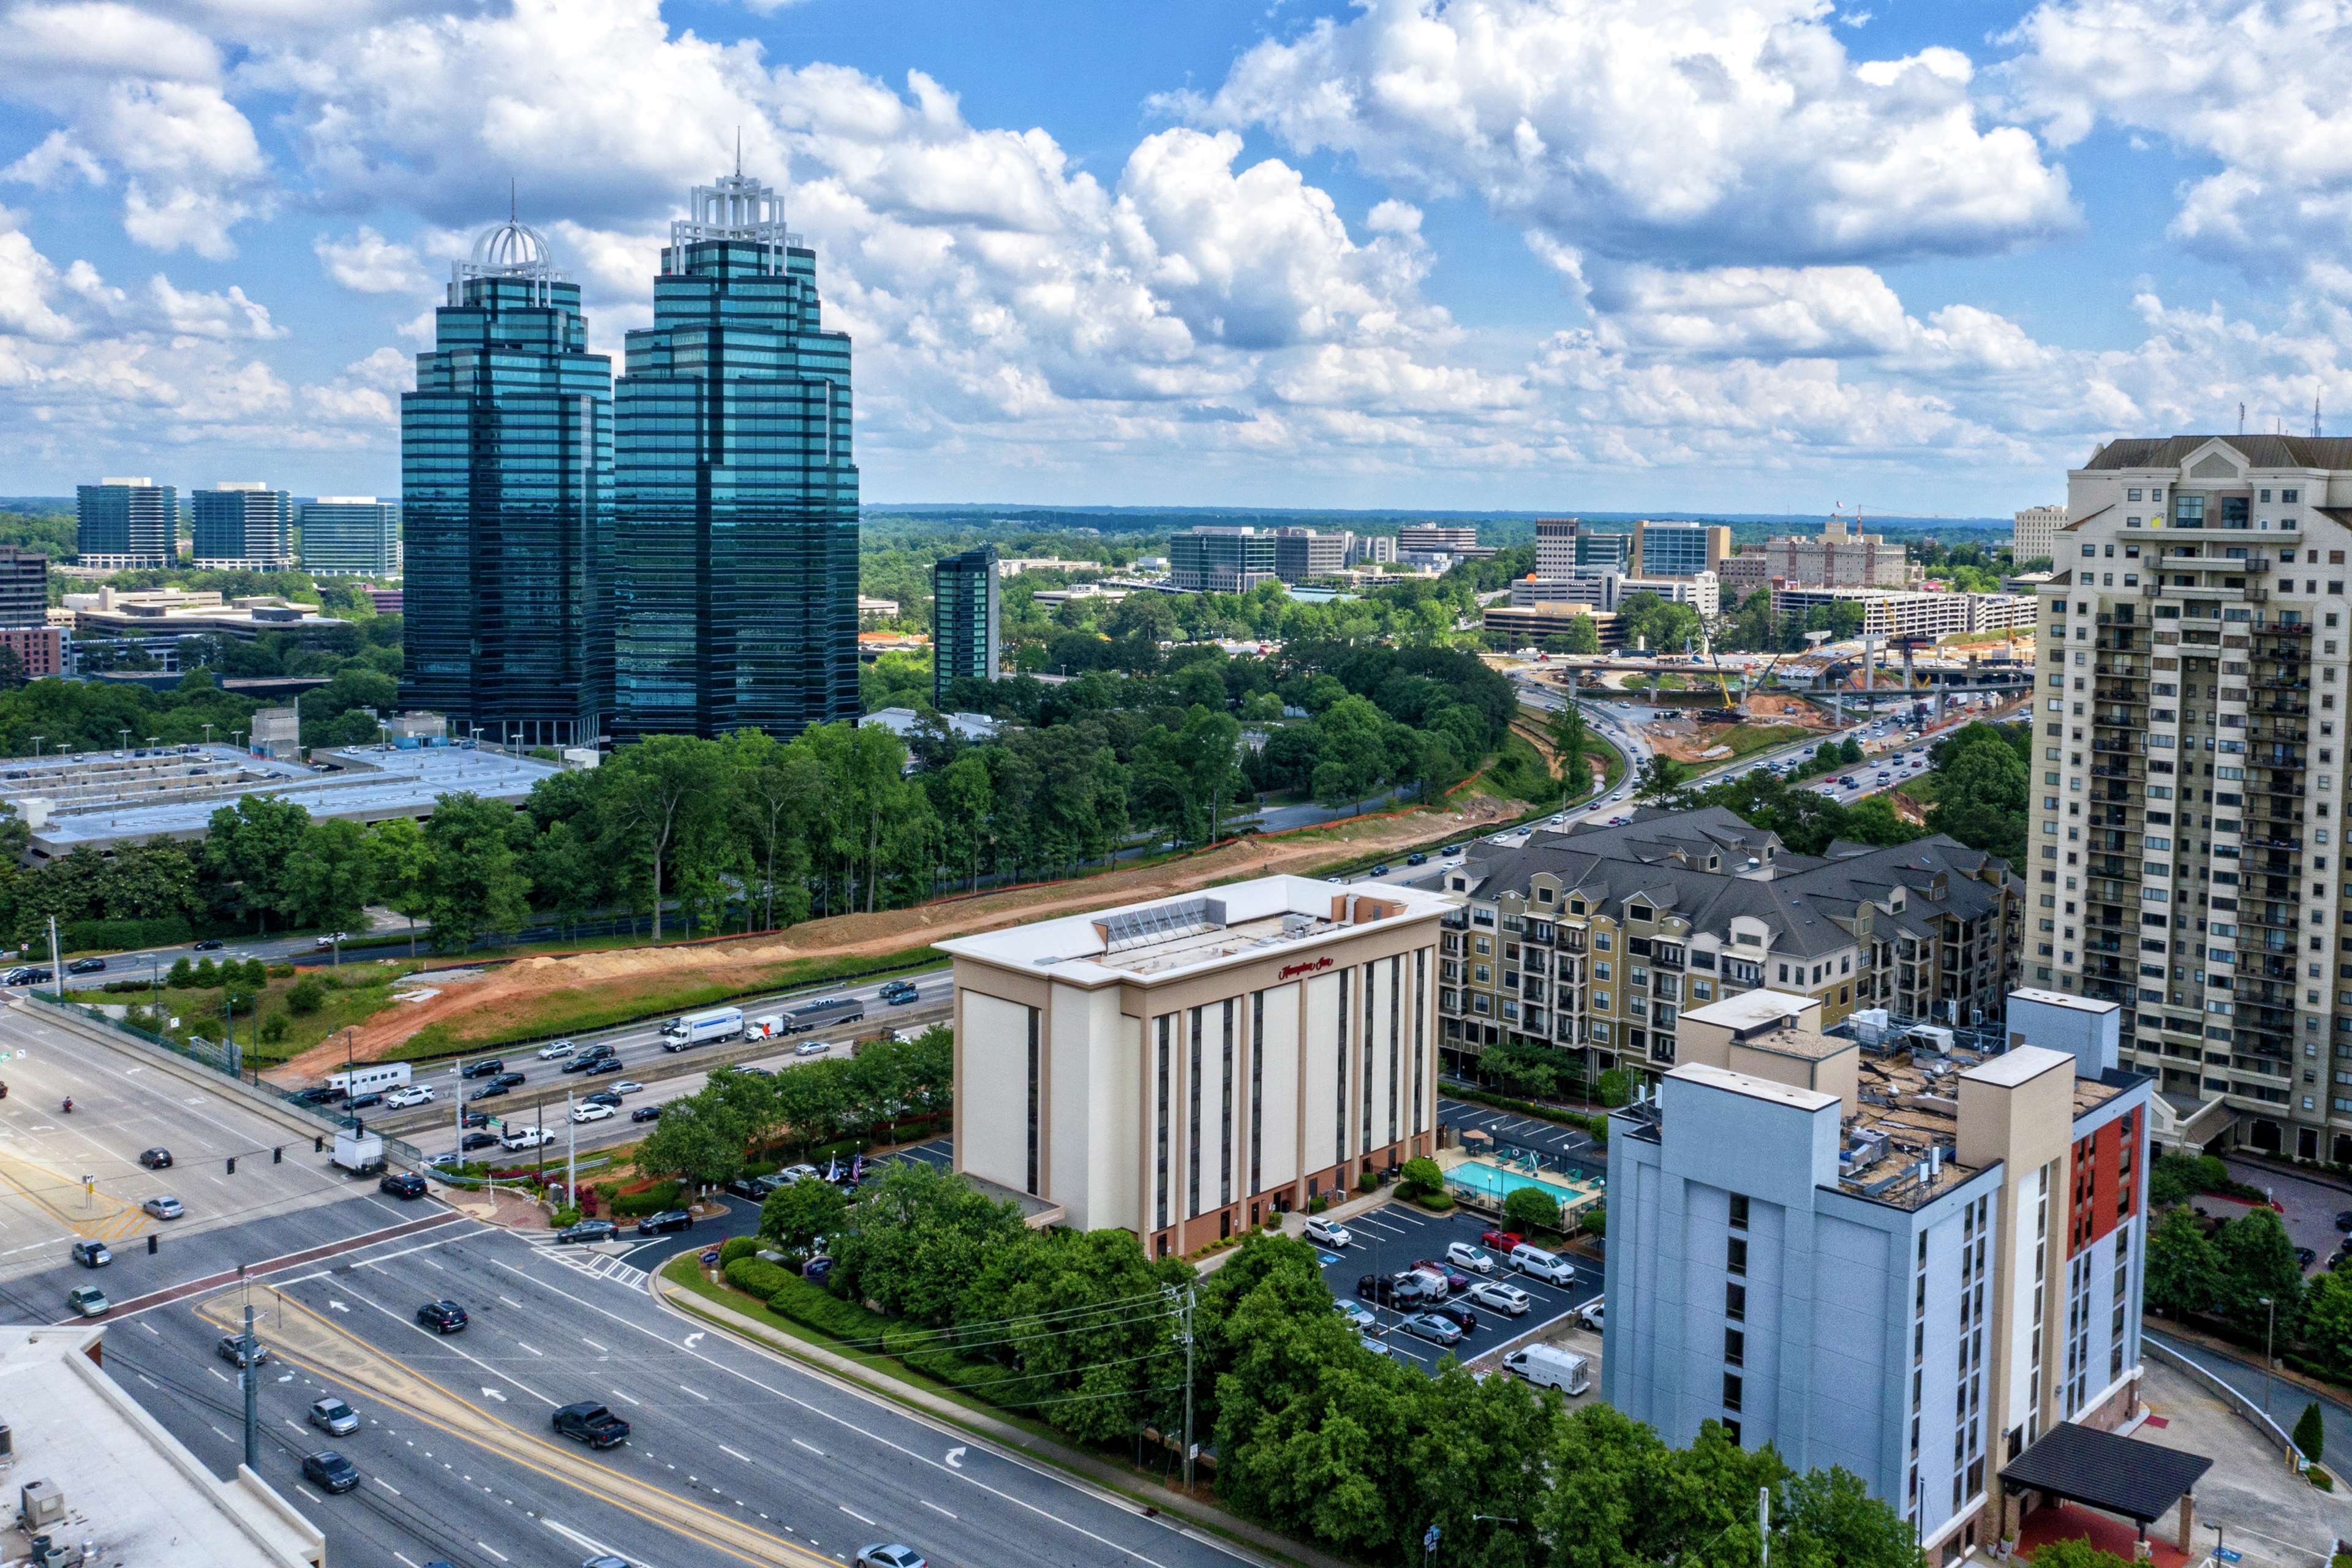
[635, 1209, 693, 1236]
[1354, 1273, 1434, 1310]
[416, 1300, 469, 1334]
[379, 1172, 427, 1199]
[461, 1058, 504, 1080]
[1425, 1298, 1479, 1334]
[467, 1082, 509, 1101]
[584, 1057, 625, 1076]
[562, 1050, 614, 1074]
[552, 1402, 630, 1449]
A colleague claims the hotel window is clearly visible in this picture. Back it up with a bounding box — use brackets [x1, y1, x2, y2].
[1388, 956, 1403, 1147]
[1727, 1235, 1748, 1277]
[1724, 1326, 1744, 1368]
[1155, 1016, 1172, 1232]
[1025, 1008, 1041, 1195]
[1413, 949, 1428, 1136]
[1722, 1372, 1743, 1414]
[1362, 965, 1378, 1156]
[1728, 1193, 1750, 1231]
[1726, 1281, 1747, 1322]
[1336, 971, 1350, 1161]
[1250, 993, 1265, 1196]
[1188, 1008, 1204, 1218]
[1219, 1000, 1235, 1208]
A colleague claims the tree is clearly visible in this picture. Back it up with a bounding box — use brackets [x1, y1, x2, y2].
[417, 793, 532, 951]
[1561, 614, 1600, 656]
[1547, 703, 1589, 790]
[166, 956, 192, 988]
[365, 817, 432, 955]
[1480, 1039, 1561, 1100]
[2215, 1205, 2305, 1338]
[2143, 1205, 2220, 1318]
[760, 1178, 850, 1254]
[2296, 1400, 2326, 1464]
[1310, 695, 1392, 813]
[2299, 1270, 2352, 1381]
[1594, 1068, 1634, 1107]
[599, 735, 727, 941]
[1397, 1156, 1444, 1202]
[635, 1095, 750, 1189]
[1502, 1185, 1561, 1237]
[286, 978, 325, 1016]
[1840, 794, 1922, 848]
[527, 820, 605, 939]
[1634, 755, 1689, 801]
[201, 794, 311, 931]
[283, 817, 375, 932]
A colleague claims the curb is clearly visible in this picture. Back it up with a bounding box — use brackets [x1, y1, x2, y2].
[646, 1267, 1356, 1568]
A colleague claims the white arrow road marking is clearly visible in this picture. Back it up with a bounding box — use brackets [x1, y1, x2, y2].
[682, 1332, 704, 1349]
[945, 1445, 966, 1469]
[327, 1299, 347, 1313]
[480, 1387, 507, 1403]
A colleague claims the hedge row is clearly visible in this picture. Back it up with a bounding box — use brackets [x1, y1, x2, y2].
[1444, 1082, 1611, 1144]
[63, 917, 194, 953]
[756, 1272, 1028, 1405]
[605, 1179, 684, 1218]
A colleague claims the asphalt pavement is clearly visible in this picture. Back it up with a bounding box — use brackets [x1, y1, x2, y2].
[1315, 1200, 1600, 1374]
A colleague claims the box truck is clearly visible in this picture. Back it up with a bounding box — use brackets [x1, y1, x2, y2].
[330, 1128, 386, 1177]
[1502, 1344, 1590, 1396]
[662, 1007, 744, 1051]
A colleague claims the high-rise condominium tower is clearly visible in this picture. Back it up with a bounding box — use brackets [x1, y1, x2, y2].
[400, 214, 612, 748]
[611, 168, 859, 739]
[932, 545, 1000, 706]
[2034, 434, 2352, 1163]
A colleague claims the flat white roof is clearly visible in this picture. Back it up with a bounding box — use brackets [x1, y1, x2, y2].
[0, 1325, 322, 1564]
[940, 875, 1450, 986]
[1961, 1043, 2075, 1089]
[2010, 987, 2119, 1016]
[1667, 1061, 1841, 1113]
[1683, 989, 1815, 1031]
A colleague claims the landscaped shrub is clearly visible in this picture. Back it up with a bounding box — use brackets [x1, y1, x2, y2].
[1396, 1156, 1444, 1202]
[609, 1180, 684, 1218]
[725, 1256, 796, 1299]
[718, 1235, 761, 1267]
[1503, 1185, 1562, 1237]
[550, 1205, 581, 1227]
[287, 978, 326, 1016]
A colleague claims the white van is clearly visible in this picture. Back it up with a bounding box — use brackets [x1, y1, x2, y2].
[1509, 1243, 1576, 1286]
[1503, 1344, 1590, 1395]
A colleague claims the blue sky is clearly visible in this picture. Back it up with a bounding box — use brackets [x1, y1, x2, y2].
[2, 0, 2347, 517]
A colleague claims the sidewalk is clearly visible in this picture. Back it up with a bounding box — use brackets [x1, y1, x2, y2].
[651, 1269, 1353, 1568]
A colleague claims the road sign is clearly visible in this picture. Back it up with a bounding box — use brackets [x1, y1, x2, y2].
[2214, 1549, 2242, 1564]
[1423, 1525, 1441, 1553]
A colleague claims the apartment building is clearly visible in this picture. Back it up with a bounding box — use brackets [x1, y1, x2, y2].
[2014, 504, 2067, 565]
[1771, 584, 2038, 639]
[1605, 987, 2152, 1563]
[1722, 515, 1920, 597]
[1169, 526, 1279, 592]
[1439, 808, 2020, 1091]
[1633, 521, 1731, 578]
[1535, 516, 1580, 577]
[940, 876, 1449, 1256]
[2031, 433, 2352, 1162]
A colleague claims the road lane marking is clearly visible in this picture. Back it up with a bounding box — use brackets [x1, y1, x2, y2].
[792, 1438, 824, 1457]
[720, 1444, 750, 1462]
[839, 1506, 874, 1526]
[680, 1384, 709, 1400]
[475, 1544, 508, 1564]
[374, 1477, 401, 1496]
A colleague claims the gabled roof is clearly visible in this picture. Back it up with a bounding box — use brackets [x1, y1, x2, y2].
[2082, 435, 2352, 472]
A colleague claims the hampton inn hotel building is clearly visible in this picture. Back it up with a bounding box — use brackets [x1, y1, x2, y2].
[940, 876, 1449, 1255]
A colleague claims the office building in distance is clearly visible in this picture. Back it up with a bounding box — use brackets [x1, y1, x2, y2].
[1719, 514, 1920, 600]
[940, 876, 1450, 1256]
[1349, 533, 1397, 566]
[1438, 807, 2020, 1091]
[932, 545, 1000, 706]
[1633, 520, 1732, 578]
[1576, 531, 1635, 570]
[298, 497, 401, 576]
[1534, 516, 1580, 576]
[1396, 522, 1497, 562]
[75, 477, 176, 570]
[2031, 434, 2352, 1161]
[189, 482, 293, 569]
[1605, 987, 2154, 1561]
[0, 545, 48, 628]
[612, 168, 860, 740]
[1504, 568, 1719, 616]
[1170, 526, 1279, 592]
[1273, 526, 1350, 583]
[1769, 584, 2037, 639]
[401, 213, 613, 749]
[2013, 503, 2066, 565]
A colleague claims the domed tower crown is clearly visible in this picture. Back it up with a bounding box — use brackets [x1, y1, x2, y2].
[451, 186, 569, 304]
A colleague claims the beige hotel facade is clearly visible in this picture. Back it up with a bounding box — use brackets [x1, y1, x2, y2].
[940, 876, 1450, 1256]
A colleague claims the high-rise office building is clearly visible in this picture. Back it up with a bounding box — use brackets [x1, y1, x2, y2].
[1534, 516, 1579, 576]
[1605, 988, 2152, 1561]
[400, 214, 613, 749]
[1632, 520, 1730, 578]
[189, 482, 293, 569]
[1396, 523, 1481, 553]
[75, 478, 176, 570]
[1575, 531, 1634, 570]
[1272, 527, 1349, 584]
[0, 546, 49, 628]
[932, 545, 1000, 706]
[298, 498, 401, 576]
[1169, 526, 1278, 592]
[2013, 503, 2067, 565]
[2032, 434, 2352, 1162]
[611, 168, 859, 741]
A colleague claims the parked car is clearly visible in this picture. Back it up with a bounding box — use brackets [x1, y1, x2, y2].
[552, 1401, 630, 1449]
[1412, 1258, 1472, 1294]
[308, 1397, 360, 1437]
[415, 1300, 469, 1334]
[725, 1174, 782, 1200]
[1425, 1298, 1480, 1334]
[1577, 1298, 1605, 1331]
[137, 1147, 173, 1170]
[1358, 1333, 1392, 1357]
[303, 1450, 361, 1493]
[379, 1172, 428, 1199]
[1445, 1242, 1494, 1275]
[66, 1284, 108, 1317]
[1466, 1280, 1530, 1316]
[70, 1239, 110, 1268]
[1399, 1311, 1463, 1347]
[1355, 1272, 1434, 1310]
[1509, 1244, 1575, 1285]
[1303, 1217, 1352, 1249]
[1335, 1300, 1378, 1332]
[556, 1219, 617, 1245]
[1479, 1228, 1525, 1254]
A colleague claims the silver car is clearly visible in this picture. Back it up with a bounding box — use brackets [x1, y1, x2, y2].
[309, 1396, 360, 1437]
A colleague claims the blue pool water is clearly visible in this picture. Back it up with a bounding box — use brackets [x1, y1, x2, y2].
[1447, 1161, 1586, 1207]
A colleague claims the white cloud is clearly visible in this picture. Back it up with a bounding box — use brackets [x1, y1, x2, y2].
[2005, 0, 2352, 290]
[313, 226, 431, 295]
[2, 131, 106, 189]
[148, 275, 285, 340]
[1169, 0, 2077, 269]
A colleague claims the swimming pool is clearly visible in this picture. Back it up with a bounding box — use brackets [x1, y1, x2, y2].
[1447, 1159, 1588, 1207]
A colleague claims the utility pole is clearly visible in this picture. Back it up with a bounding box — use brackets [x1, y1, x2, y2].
[1758, 1485, 1770, 1568]
[47, 916, 61, 999]
[241, 1299, 260, 1472]
[1182, 1281, 1197, 1492]
[566, 1088, 577, 1207]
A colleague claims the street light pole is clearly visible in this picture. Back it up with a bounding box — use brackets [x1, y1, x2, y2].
[2261, 1295, 2277, 1415]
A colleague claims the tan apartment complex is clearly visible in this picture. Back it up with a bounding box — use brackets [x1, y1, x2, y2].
[941, 876, 1450, 1256]
[1440, 808, 2019, 1093]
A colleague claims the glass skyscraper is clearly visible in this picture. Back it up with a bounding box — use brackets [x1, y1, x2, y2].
[611, 168, 859, 739]
[399, 216, 612, 748]
[298, 497, 401, 576]
[932, 545, 1000, 706]
[75, 478, 176, 569]
[190, 483, 293, 568]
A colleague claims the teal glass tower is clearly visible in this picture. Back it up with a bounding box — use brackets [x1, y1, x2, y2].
[612, 168, 859, 739]
[399, 216, 612, 748]
[932, 545, 999, 706]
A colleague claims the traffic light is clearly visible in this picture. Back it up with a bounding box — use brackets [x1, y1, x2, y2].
[147, 1235, 157, 1256]
[272, 1147, 282, 1164]
[313, 1136, 324, 1153]
[225, 1156, 236, 1175]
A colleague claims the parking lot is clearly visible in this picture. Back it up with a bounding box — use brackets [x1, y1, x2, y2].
[1310, 1199, 1600, 1373]
[1438, 1095, 1604, 1174]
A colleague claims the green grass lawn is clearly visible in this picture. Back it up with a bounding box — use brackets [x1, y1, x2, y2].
[1713, 723, 1812, 760]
